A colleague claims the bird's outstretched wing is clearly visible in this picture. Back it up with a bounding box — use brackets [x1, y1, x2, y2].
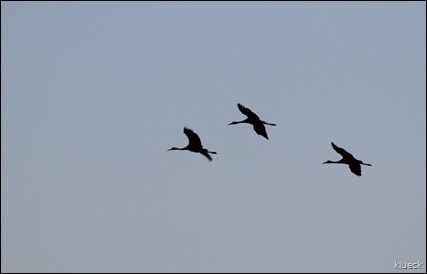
[253, 123, 269, 139]
[200, 150, 213, 161]
[184, 127, 202, 148]
[349, 163, 362, 176]
[238, 104, 260, 120]
[331, 142, 354, 159]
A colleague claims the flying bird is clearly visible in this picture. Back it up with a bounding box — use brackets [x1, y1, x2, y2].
[168, 127, 217, 161]
[228, 103, 276, 139]
[323, 142, 371, 176]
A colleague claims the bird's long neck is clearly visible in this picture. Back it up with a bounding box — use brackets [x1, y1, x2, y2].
[228, 119, 249, 125]
[323, 159, 346, 164]
[168, 147, 187, 151]
[360, 162, 372, 166]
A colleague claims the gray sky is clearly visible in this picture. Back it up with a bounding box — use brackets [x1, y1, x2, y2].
[2, 2, 425, 273]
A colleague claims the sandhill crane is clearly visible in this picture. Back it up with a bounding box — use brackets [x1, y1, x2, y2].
[323, 142, 371, 176]
[228, 103, 276, 139]
[168, 127, 217, 161]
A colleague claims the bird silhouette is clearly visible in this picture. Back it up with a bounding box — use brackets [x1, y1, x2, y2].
[323, 142, 371, 176]
[228, 103, 276, 139]
[168, 127, 217, 161]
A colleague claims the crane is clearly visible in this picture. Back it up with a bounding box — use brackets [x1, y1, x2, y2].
[323, 142, 371, 176]
[168, 127, 217, 161]
[228, 103, 276, 139]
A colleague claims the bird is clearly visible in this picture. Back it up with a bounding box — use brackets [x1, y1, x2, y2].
[168, 127, 217, 161]
[228, 103, 276, 139]
[323, 142, 371, 176]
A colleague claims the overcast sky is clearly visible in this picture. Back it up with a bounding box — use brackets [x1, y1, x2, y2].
[2, 2, 426, 273]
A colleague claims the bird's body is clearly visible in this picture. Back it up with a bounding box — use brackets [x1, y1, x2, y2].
[323, 142, 371, 176]
[228, 103, 276, 139]
[168, 127, 217, 161]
